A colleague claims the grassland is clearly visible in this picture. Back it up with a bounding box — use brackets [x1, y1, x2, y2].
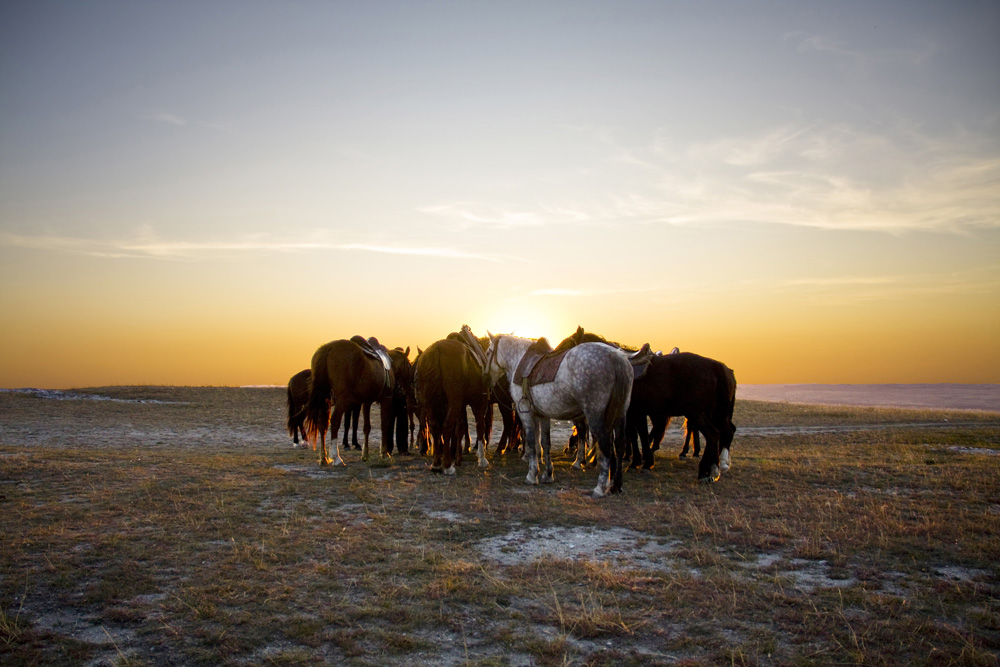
[1, 387, 998, 666]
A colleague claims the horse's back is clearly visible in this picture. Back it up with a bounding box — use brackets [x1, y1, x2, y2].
[640, 352, 730, 418]
[288, 369, 311, 406]
[418, 339, 480, 395]
[529, 342, 631, 421]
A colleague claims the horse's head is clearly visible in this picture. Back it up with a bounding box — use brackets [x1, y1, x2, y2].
[388, 346, 412, 399]
[484, 332, 505, 385]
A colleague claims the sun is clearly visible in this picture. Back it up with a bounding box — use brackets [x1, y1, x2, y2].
[478, 301, 568, 341]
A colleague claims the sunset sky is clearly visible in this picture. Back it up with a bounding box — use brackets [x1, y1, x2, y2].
[2, 1, 998, 388]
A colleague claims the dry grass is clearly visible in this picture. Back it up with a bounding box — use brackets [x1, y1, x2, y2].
[1, 388, 999, 665]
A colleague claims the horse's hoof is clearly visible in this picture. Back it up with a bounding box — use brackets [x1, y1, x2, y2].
[526, 474, 538, 485]
[720, 451, 731, 473]
[541, 474, 553, 484]
[679, 453, 688, 459]
[445, 465, 456, 476]
[591, 486, 607, 498]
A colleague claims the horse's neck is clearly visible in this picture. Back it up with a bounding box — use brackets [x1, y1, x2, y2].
[499, 336, 530, 373]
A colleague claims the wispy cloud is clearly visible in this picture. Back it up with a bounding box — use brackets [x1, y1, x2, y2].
[419, 117, 999, 236]
[528, 285, 664, 298]
[0, 230, 510, 263]
[768, 268, 1000, 304]
[146, 111, 187, 127]
[419, 204, 547, 228]
[787, 32, 941, 68]
[601, 121, 1000, 233]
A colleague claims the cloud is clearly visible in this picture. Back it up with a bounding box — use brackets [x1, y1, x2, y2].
[787, 32, 940, 68]
[417, 117, 999, 236]
[769, 268, 1000, 304]
[528, 286, 663, 298]
[418, 204, 547, 227]
[0, 230, 510, 263]
[146, 111, 187, 126]
[529, 288, 584, 296]
[609, 121, 1000, 233]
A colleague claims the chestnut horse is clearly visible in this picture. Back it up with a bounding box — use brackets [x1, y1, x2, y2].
[415, 338, 491, 474]
[305, 338, 411, 466]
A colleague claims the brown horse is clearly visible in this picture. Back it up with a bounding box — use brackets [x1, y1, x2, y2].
[305, 338, 412, 466]
[287, 369, 364, 451]
[286, 369, 315, 449]
[415, 338, 491, 474]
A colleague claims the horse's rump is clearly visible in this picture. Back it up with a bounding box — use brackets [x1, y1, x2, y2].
[287, 369, 311, 438]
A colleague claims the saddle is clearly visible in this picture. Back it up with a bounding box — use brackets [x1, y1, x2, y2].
[447, 324, 488, 370]
[350, 335, 394, 393]
[513, 337, 568, 387]
[628, 343, 656, 380]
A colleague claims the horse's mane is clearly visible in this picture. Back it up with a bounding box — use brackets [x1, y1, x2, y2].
[553, 325, 638, 353]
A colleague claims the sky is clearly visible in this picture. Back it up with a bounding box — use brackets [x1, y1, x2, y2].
[1, 0, 998, 388]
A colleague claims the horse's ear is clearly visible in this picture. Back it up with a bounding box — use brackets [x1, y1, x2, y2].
[404, 346, 410, 357]
[487, 330, 494, 341]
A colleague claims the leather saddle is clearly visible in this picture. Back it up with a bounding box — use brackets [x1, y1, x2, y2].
[350, 335, 394, 393]
[513, 338, 569, 387]
[628, 343, 656, 380]
[447, 324, 488, 370]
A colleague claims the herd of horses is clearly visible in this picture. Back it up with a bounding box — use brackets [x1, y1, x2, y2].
[286, 326, 736, 498]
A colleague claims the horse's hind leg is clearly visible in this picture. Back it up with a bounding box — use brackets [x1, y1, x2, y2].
[519, 412, 540, 485]
[697, 421, 721, 483]
[351, 405, 362, 449]
[538, 417, 554, 483]
[611, 417, 627, 493]
[589, 418, 614, 498]
[572, 420, 588, 470]
[632, 415, 656, 470]
[361, 403, 373, 461]
[719, 421, 735, 473]
[326, 405, 346, 466]
[472, 397, 491, 470]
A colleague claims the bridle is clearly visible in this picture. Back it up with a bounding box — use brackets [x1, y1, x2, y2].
[484, 335, 502, 386]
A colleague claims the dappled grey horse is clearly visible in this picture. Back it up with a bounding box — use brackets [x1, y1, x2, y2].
[484, 333, 632, 497]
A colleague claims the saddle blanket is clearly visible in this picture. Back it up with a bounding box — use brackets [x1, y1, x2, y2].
[513, 349, 569, 387]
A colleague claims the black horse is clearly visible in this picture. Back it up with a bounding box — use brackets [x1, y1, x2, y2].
[627, 352, 736, 482]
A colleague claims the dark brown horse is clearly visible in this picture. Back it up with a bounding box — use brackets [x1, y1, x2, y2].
[287, 369, 364, 451]
[627, 352, 736, 482]
[305, 338, 412, 466]
[415, 338, 491, 474]
[286, 369, 314, 449]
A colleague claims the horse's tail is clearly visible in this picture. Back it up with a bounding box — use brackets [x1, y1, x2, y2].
[603, 353, 633, 430]
[722, 365, 737, 438]
[305, 346, 332, 437]
[286, 383, 297, 438]
[416, 345, 447, 423]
